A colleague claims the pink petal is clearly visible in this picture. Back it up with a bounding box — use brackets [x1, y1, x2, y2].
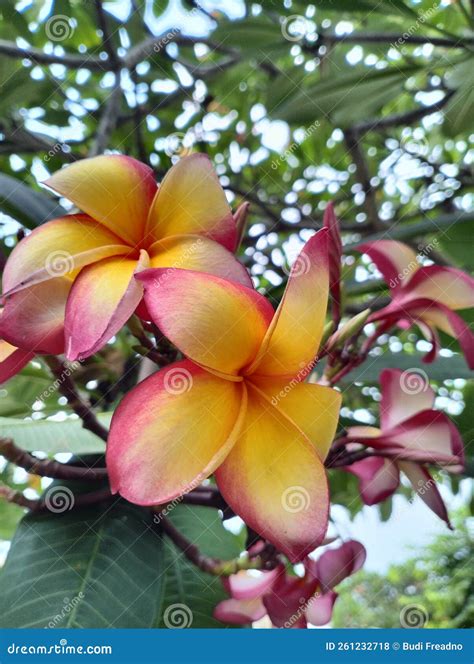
[65, 251, 149, 361]
[380, 368, 435, 430]
[315, 540, 366, 592]
[347, 457, 400, 506]
[0, 342, 34, 384]
[224, 568, 281, 600]
[398, 462, 451, 528]
[357, 240, 419, 292]
[305, 591, 338, 626]
[213, 598, 267, 625]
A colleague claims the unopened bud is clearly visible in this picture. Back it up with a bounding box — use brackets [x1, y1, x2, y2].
[327, 309, 371, 350]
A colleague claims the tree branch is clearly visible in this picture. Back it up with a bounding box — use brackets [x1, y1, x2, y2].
[159, 516, 278, 575]
[44, 357, 109, 442]
[0, 38, 112, 70]
[0, 438, 108, 481]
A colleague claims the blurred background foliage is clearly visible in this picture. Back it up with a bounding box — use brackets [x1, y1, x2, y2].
[0, 0, 473, 627]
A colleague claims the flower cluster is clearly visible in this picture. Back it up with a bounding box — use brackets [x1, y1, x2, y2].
[214, 540, 366, 628]
[0, 153, 470, 627]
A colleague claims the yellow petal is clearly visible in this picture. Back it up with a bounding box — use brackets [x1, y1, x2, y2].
[145, 154, 236, 249]
[2, 215, 129, 294]
[215, 384, 329, 562]
[107, 361, 247, 505]
[251, 377, 341, 460]
[65, 251, 149, 361]
[249, 230, 329, 377]
[44, 155, 157, 245]
[138, 268, 274, 376]
[149, 234, 252, 286]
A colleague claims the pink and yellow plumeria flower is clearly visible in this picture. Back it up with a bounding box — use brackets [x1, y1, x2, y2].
[0, 154, 250, 361]
[214, 540, 366, 628]
[358, 240, 474, 368]
[107, 229, 342, 561]
[345, 368, 464, 527]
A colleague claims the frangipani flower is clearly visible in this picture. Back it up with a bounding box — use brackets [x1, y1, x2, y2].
[358, 240, 474, 368]
[345, 368, 464, 526]
[1, 154, 250, 361]
[214, 540, 366, 628]
[107, 229, 342, 561]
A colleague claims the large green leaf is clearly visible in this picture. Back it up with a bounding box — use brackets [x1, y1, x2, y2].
[0, 500, 165, 628]
[0, 173, 66, 229]
[157, 504, 243, 628]
[0, 414, 109, 455]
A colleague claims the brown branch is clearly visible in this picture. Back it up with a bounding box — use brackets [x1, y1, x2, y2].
[344, 128, 382, 231]
[0, 482, 39, 511]
[88, 76, 123, 157]
[94, 0, 119, 67]
[0, 438, 108, 481]
[0, 38, 113, 70]
[352, 92, 454, 133]
[44, 357, 109, 442]
[159, 516, 278, 575]
[307, 32, 474, 49]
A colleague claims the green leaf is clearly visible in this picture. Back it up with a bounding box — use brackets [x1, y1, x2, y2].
[268, 67, 415, 125]
[335, 352, 472, 384]
[437, 220, 474, 269]
[0, 500, 165, 628]
[0, 173, 66, 229]
[157, 504, 243, 628]
[0, 415, 109, 455]
[0, 500, 23, 540]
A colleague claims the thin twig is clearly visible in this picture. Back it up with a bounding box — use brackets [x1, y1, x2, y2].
[159, 516, 278, 575]
[0, 438, 108, 481]
[45, 357, 109, 442]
